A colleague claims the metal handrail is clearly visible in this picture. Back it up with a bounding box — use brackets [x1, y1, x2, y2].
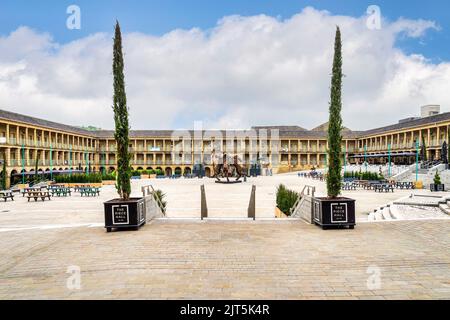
[142, 185, 166, 216]
[289, 185, 315, 216]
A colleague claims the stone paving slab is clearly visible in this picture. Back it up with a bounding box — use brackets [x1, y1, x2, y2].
[0, 219, 449, 300]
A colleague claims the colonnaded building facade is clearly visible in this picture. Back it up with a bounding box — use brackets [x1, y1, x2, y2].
[0, 105, 449, 185]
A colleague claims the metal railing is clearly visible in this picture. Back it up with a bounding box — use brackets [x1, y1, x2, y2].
[142, 185, 166, 217]
[247, 185, 256, 220]
[201, 185, 207, 220]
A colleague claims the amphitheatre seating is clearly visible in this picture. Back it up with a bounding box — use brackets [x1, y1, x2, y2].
[0, 190, 15, 202]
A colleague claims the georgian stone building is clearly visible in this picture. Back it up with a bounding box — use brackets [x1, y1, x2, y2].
[0, 105, 449, 184]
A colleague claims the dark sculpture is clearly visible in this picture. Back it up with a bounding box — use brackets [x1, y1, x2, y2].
[212, 150, 247, 183]
[442, 141, 448, 164]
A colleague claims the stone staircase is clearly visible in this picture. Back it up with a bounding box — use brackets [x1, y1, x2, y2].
[368, 195, 450, 221]
[368, 204, 399, 221]
[438, 198, 450, 215]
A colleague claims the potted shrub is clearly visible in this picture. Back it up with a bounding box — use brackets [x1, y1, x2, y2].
[104, 21, 146, 233]
[141, 170, 150, 179]
[430, 170, 445, 192]
[312, 27, 355, 230]
[275, 184, 300, 218]
[148, 169, 157, 179]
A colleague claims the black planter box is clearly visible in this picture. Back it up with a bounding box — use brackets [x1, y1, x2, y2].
[430, 184, 445, 192]
[312, 197, 356, 230]
[104, 198, 146, 232]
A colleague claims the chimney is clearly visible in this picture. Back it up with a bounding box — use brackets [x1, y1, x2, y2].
[421, 105, 440, 118]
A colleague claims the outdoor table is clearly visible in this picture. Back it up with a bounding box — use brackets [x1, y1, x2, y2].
[80, 187, 100, 197]
[342, 182, 357, 191]
[26, 191, 51, 202]
[374, 184, 394, 193]
[51, 187, 72, 197]
[22, 187, 40, 197]
[0, 191, 15, 202]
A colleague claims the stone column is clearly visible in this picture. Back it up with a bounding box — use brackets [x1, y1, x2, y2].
[3, 147, 11, 188]
[6, 124, 10, 145]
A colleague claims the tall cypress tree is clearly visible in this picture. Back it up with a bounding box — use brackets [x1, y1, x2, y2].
[113, 21, 131, 200]
[327, 27, 343, 198]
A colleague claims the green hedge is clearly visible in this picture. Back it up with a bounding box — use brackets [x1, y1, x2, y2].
[343, 171, 384, 181]
[54, 173, 103, 184]
[131, 169, 158, 176]
[102, 172, 116, 181]
[276, 184, 300, 216]
[131, 170, 141, 177]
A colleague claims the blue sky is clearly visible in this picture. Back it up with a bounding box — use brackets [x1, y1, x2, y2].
[0, 0, 448, 61]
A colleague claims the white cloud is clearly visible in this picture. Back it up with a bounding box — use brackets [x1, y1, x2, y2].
[0, 7, 446, 131]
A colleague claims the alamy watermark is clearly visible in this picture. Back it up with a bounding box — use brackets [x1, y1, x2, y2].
[168, 121, 280, 168]
[366, 265, 382, 290]
[366, 5, 382, 30]
[66, 265, 82, 290]
[66, 5, 81, 30]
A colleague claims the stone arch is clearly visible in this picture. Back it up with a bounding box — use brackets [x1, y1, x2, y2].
[174, 167, 182, 175]
[184, 167, 192, 175]
[109, 167, 115, 172]
[137, 167, 144, 171]
[146, 167, 153, 171]
[165, 167, 172, 176]
[205, 167, 211, 178]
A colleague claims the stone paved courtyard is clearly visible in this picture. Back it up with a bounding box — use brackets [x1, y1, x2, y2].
[0, 219, 449, 300]
[0, 175, 449, 300]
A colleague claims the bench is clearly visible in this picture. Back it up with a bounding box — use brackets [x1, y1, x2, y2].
[51, 188, 72, 197]
[27, 191, 51, 202]
[80, 188, 100, 197]
[0, 191, 14, 202]
[22, 188, 40, 197]
[374, 184, 394, 193]
[342, 182, 357, 191]
[396, 182, 415, 190]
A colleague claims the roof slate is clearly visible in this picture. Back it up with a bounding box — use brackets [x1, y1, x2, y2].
[1, 108, 449, 140]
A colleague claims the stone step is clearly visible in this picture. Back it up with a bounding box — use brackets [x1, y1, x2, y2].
[389, 205, 404, 220]
[438, 203, 450, 215]
[381, 207, 393, 220]
[374, 210, 384, 221]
